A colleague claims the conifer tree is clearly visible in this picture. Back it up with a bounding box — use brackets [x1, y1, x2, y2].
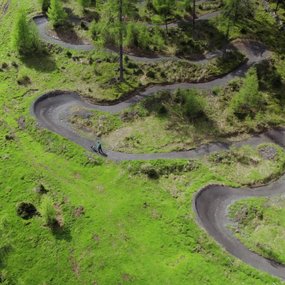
[152, 0, 176, 32]
[230, 68, 264, 118]
[47, 0, 67, 27]
[12, 10, 41, 55]
[39, 0, 50, 14]
[78, 0, 91, 10]
[223, 0, 255, 37]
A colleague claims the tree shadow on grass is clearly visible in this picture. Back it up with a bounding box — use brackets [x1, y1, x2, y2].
[54, 24, 85, 45]
[140, 91, 227, 146]
[173, 20, 228, 60]
[21, 53, 57, 73]
[190, 116, 225, 145]
[256, 59, 285, 102]
[52, 225, 72, 242]
[230, 15, 285, 54]
[64, 7, 81, 23]
[0, 244, 13, 268]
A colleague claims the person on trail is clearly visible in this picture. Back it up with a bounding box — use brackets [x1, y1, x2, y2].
[95, 140, 103, 154]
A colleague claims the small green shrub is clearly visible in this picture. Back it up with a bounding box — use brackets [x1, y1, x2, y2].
[212, 86, 221, 96]
[40, 196, 58, 227]
[17, 72, 31, 85]
[229, 198, 265, 226]
[78, 0, 91, 9]
[141, 164, 160, 179]
[126, 159, 200, 178]
[176, 89, 206, 120]
[47, 0, 67, 27]
[256, 60, 283, 90]
[230, 68, 265, 119]
[90, 16, 164, 52]
[208, 148, 259, 166]
[146, 70, 156, 79]
[125, 23, 164, 51]
[16, 202, 38, 219]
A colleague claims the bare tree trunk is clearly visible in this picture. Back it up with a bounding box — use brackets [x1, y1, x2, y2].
[275, 0, 280, 12]
[226, 18, 230, 39]
[165, 14, 168, 33]
[226, 5, 235, 38]
[119, 0, 124, 82]
[192, 0, 196, 31]
[234, 0, 240, 23]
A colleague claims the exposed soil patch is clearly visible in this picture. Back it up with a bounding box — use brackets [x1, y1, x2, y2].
[73, 206, 85, 218]
[259, 145, 278, 160]
[17, 116, 26, 130]
[54, 203, 64, 227]
[93, 234, 100, 243]
[35, 184, 48, 194]
[69, 254, 80, 277]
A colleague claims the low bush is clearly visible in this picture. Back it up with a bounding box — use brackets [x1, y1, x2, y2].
[91, 20, 165, 52]
[229, 68, 265, 119]
[16, 202, 38, 219]
[40, 196, 58, 227]
[229, 198, 265, 226]
[126, 159, 200, 178]
[17, 74, 31, 85]
[256, 60, 283, 91]
[78, 0, 91, 10]
[47, 0, 67, 27]
[140, 164, 160, 179]
[208, 148, 259, 166]
[176, 89, 207, 120]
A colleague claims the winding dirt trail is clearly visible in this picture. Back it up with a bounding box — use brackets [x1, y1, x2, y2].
[31, 9, 285, 281]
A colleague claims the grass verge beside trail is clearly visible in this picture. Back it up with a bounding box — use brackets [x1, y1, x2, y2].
[229, 195, 285, 265]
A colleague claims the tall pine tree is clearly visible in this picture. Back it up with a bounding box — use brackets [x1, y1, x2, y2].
[152, 0, 176, 32]
[47, 0, 67, 27]
[39, 0, 50, 14]
[12, 10, 41, 55]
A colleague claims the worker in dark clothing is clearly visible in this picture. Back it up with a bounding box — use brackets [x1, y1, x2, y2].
[96, 140, 103, 154]
[91, 139, 108, 157]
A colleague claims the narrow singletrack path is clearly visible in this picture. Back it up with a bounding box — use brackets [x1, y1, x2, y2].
[33, 8, 222, 63]
[31, 7, 285, 281]
[195, 180, 285, 280]
[32, 40, 271, 159]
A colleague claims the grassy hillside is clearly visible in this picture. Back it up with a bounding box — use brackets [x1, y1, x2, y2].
[0, 0, 285, 284]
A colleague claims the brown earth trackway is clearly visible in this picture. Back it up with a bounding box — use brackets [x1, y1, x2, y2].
[32, 7, 285, 281]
